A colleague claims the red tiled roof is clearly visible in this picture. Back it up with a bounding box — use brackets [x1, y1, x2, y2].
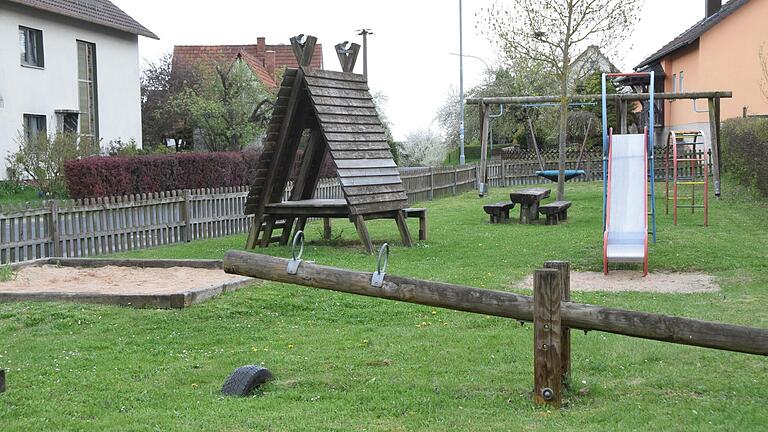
[171, 40, 323, 89]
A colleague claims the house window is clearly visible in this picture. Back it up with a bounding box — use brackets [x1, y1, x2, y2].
[672, 74, 677, 92]
[19, 26, 44, 67]
[77, 41, 98, 145]
[679, 71, 684, 92]
[56, 111, 79, 134]
[23, 114, 47, 143]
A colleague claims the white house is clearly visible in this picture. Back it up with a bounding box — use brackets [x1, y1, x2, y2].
[0, 0, 158, 179]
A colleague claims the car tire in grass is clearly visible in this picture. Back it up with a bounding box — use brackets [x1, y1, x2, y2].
[221, 365, 273, 396]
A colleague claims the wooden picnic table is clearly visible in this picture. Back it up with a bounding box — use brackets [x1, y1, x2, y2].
[509, 188, 551, 223]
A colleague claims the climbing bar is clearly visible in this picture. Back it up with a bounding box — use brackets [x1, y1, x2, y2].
[466, 91, 732, 105]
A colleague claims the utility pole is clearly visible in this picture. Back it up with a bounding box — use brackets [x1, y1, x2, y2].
[458, 0, 465, 165]
[357, 28, 373, 80]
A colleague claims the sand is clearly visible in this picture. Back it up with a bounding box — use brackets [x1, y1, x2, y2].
[0, 265, 250, 295]
[518, 270, 719, 293]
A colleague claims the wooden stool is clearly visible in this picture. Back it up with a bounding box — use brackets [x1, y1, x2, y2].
[483, 202, 516, 224]
[538, 201, 572, 225]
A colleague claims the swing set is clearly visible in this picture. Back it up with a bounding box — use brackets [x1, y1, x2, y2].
[521, 102, 593, 182]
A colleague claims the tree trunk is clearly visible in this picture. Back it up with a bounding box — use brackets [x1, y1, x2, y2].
[557, 2, 574, 201]
[557, 69, 569, 200]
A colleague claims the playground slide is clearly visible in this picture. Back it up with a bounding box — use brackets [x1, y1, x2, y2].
[603, 132, 648, 275]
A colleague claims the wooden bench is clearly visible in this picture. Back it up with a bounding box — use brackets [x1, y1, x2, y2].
[538, 201, 572, 225]
[483, 202, 516, 224]
[404, 208, 428, 241]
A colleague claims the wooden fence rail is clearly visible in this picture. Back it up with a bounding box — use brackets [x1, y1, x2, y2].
[3, 155, 659, 265]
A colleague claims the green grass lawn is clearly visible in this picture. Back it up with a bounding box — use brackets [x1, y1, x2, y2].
[1, 180, 767, 431]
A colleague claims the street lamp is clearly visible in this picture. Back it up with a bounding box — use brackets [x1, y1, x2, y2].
[458, 0, 465, 165]
[449, 52, 491, 72]
[357, 29, 373, 80]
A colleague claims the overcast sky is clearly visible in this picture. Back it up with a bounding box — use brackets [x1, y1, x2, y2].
[116, 0, 724, 141]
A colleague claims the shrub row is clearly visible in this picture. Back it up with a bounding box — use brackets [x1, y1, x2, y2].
[64, 149, 336, 199]
[721, 117, 768, 197]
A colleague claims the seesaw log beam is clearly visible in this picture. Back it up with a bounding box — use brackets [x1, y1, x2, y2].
[223, 250, 768, 356]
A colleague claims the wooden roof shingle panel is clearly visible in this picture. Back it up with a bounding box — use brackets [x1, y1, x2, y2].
[347, 192, 408, 206]
[314, 106, 379, 116]
[304, 68, 367, 82]
[311, 97, 377, 109]
[317, 114, 381, 125]
[324, 132, 388, 142]
[323, 124, 387, 134]
[246, 64, 406, 217]
[343, 183, 406, 197]
[335, 159, 397, 169]
[306, 87, 373, 100]
[331, 150, 395, 160]
[305, 76, 370, 91]
[339, 176, 403, 187]
[337, 167, 400, 178]
[327, 141, 391, 151]
[349, 200, 409, 216]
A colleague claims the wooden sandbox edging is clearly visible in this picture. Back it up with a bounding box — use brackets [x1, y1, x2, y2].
[2, 258, 256, 309]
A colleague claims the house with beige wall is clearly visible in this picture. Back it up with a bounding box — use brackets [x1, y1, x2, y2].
[634, 0, 768, 141]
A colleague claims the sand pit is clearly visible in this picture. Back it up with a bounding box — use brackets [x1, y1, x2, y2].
[0, 261, 253, 308]
[518, 270, 719, 293]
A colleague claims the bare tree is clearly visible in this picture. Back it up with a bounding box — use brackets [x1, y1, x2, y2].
[480, 0, 641, 199]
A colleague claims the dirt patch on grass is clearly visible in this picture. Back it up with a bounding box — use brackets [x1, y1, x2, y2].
[0, 265, 248, 295]
[518, 271, 719, 293]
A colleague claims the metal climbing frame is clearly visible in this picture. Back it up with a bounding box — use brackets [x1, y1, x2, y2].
[602, 72, 657, 244]
[664, 130, 709, 226]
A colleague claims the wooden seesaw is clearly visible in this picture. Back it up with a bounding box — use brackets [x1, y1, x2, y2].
[223, 247, 768, 408]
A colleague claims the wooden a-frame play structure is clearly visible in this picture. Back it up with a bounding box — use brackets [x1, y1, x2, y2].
[244, 35, 413, 254]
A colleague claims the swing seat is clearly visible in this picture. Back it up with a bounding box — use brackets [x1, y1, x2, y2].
[535, 169, 586, 182]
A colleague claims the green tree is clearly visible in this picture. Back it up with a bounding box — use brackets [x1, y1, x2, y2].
[171, 56, 275, 152]
[140, 52, 177, 149]
[437, 59, 560, 156]
[479, 0, 641, 199]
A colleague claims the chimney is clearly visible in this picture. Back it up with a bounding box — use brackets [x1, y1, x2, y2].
[265, 50, 276, 80]
[706, 0, 721, 18]
[256, 37, 266, 55]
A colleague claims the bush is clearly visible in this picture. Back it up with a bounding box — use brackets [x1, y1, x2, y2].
[6, 131, 96, 197]
[721, 117, 768, 196]
[105, 138, 173, 156]
[64, 149, 338, 199]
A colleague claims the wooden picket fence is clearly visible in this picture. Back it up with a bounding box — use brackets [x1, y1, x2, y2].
[8, 154, 680, 264]
[0, 187, 253, 265]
